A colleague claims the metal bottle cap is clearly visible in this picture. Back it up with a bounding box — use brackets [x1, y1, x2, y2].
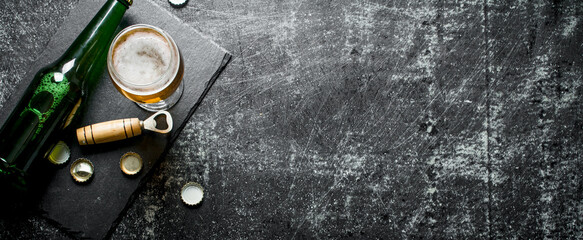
[168, 0, 188, 8]
[70, 158, 94, 183]
[47, 141, 70, 165]
[118, 0, 133, 8]
[120, 152, 143, 175]
[181, 182, 204, 206]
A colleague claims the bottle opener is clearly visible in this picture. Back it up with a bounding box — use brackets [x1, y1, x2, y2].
[76, 110, 172, 145]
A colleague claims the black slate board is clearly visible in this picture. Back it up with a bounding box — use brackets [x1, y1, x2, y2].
[0, 0, 230, 239]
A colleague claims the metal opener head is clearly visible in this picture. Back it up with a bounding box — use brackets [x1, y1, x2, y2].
[142, 110, 173, 134]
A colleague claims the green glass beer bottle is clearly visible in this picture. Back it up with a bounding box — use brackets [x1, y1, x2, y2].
[0, 0, 133, 189]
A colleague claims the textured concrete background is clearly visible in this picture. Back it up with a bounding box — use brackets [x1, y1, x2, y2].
[1, 0, 583, 239]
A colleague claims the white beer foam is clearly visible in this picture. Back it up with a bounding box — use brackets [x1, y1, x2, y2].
[113, 31, 171, 86]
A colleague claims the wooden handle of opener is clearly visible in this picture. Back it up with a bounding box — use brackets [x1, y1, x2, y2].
[76, 118, 142, 145]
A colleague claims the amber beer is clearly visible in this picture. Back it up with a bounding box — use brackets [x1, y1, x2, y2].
[108, 24, 184, 111]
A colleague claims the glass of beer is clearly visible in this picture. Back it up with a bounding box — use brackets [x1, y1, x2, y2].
[107, 24, 184, 111]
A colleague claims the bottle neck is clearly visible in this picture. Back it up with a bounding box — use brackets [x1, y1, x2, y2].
[61, 0, 128, 64]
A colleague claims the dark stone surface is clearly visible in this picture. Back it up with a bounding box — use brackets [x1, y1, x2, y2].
[0, 1, 230, 239]
[1, 0, 583, 239]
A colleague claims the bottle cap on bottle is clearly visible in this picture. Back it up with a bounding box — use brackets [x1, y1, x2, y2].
[70, 158, 94, 183]
[181, 182, 204, 206]
[118, 0, 133, 8]
[120, 152, 143, 175]
[47, 141, 71, 165]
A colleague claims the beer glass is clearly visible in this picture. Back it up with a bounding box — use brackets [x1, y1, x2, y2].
[107, 24, 184, 111]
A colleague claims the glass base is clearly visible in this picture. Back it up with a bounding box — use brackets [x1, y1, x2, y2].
[136, 81, 184, 112]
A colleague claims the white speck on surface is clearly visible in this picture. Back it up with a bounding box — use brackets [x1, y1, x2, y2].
[427, 187, 437, 194]
[562, 16, 578, 37]
[144, 205, 161, 223]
